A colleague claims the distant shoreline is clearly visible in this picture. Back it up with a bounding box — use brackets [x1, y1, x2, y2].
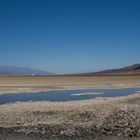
[0, 75, 140, 95]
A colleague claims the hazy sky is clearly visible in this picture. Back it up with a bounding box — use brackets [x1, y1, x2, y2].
[0, 0, 140, 74]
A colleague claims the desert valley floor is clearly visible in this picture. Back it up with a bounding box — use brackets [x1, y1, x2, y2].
[0, 76, 140, 140]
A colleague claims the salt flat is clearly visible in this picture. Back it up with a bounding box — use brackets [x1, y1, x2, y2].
[0, 76, 140, 95]
[0, 76, 140, 139]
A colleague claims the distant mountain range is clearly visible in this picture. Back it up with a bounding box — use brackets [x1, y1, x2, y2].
[0, 64, 140, 76]
[83, 64, 140, 76]
[0, 66, 54, 76]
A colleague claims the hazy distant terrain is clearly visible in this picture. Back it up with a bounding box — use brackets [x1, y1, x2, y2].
[0, 75, 140, 95]
[0, 66, 54, 76]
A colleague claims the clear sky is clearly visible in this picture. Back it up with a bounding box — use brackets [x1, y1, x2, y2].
[0, 0, 140, 74]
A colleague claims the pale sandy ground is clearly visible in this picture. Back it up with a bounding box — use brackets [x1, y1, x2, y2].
[0, 76, 140, 95]
[0, 76, 140, 139]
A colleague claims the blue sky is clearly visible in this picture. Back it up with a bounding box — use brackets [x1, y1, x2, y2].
[0, 0, 140, 74]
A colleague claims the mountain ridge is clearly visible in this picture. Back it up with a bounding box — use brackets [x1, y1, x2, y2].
[0, 66, 54, 76]
[0, 64, 140, 76]
[83, 64, 140, 75]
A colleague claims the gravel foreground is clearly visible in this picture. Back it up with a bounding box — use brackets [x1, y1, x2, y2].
[0, 135, 140, 140]
[0, 92, 140, 139]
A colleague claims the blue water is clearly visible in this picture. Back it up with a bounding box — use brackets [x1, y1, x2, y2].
[0, 88, 140, 105]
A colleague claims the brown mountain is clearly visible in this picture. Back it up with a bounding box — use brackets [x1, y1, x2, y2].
[83, 64, 140, 76]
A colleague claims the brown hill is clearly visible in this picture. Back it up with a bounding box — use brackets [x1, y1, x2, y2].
[83, 64, 140, 76]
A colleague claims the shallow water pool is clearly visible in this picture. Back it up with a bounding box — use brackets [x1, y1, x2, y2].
[0, 88, 140, 104]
